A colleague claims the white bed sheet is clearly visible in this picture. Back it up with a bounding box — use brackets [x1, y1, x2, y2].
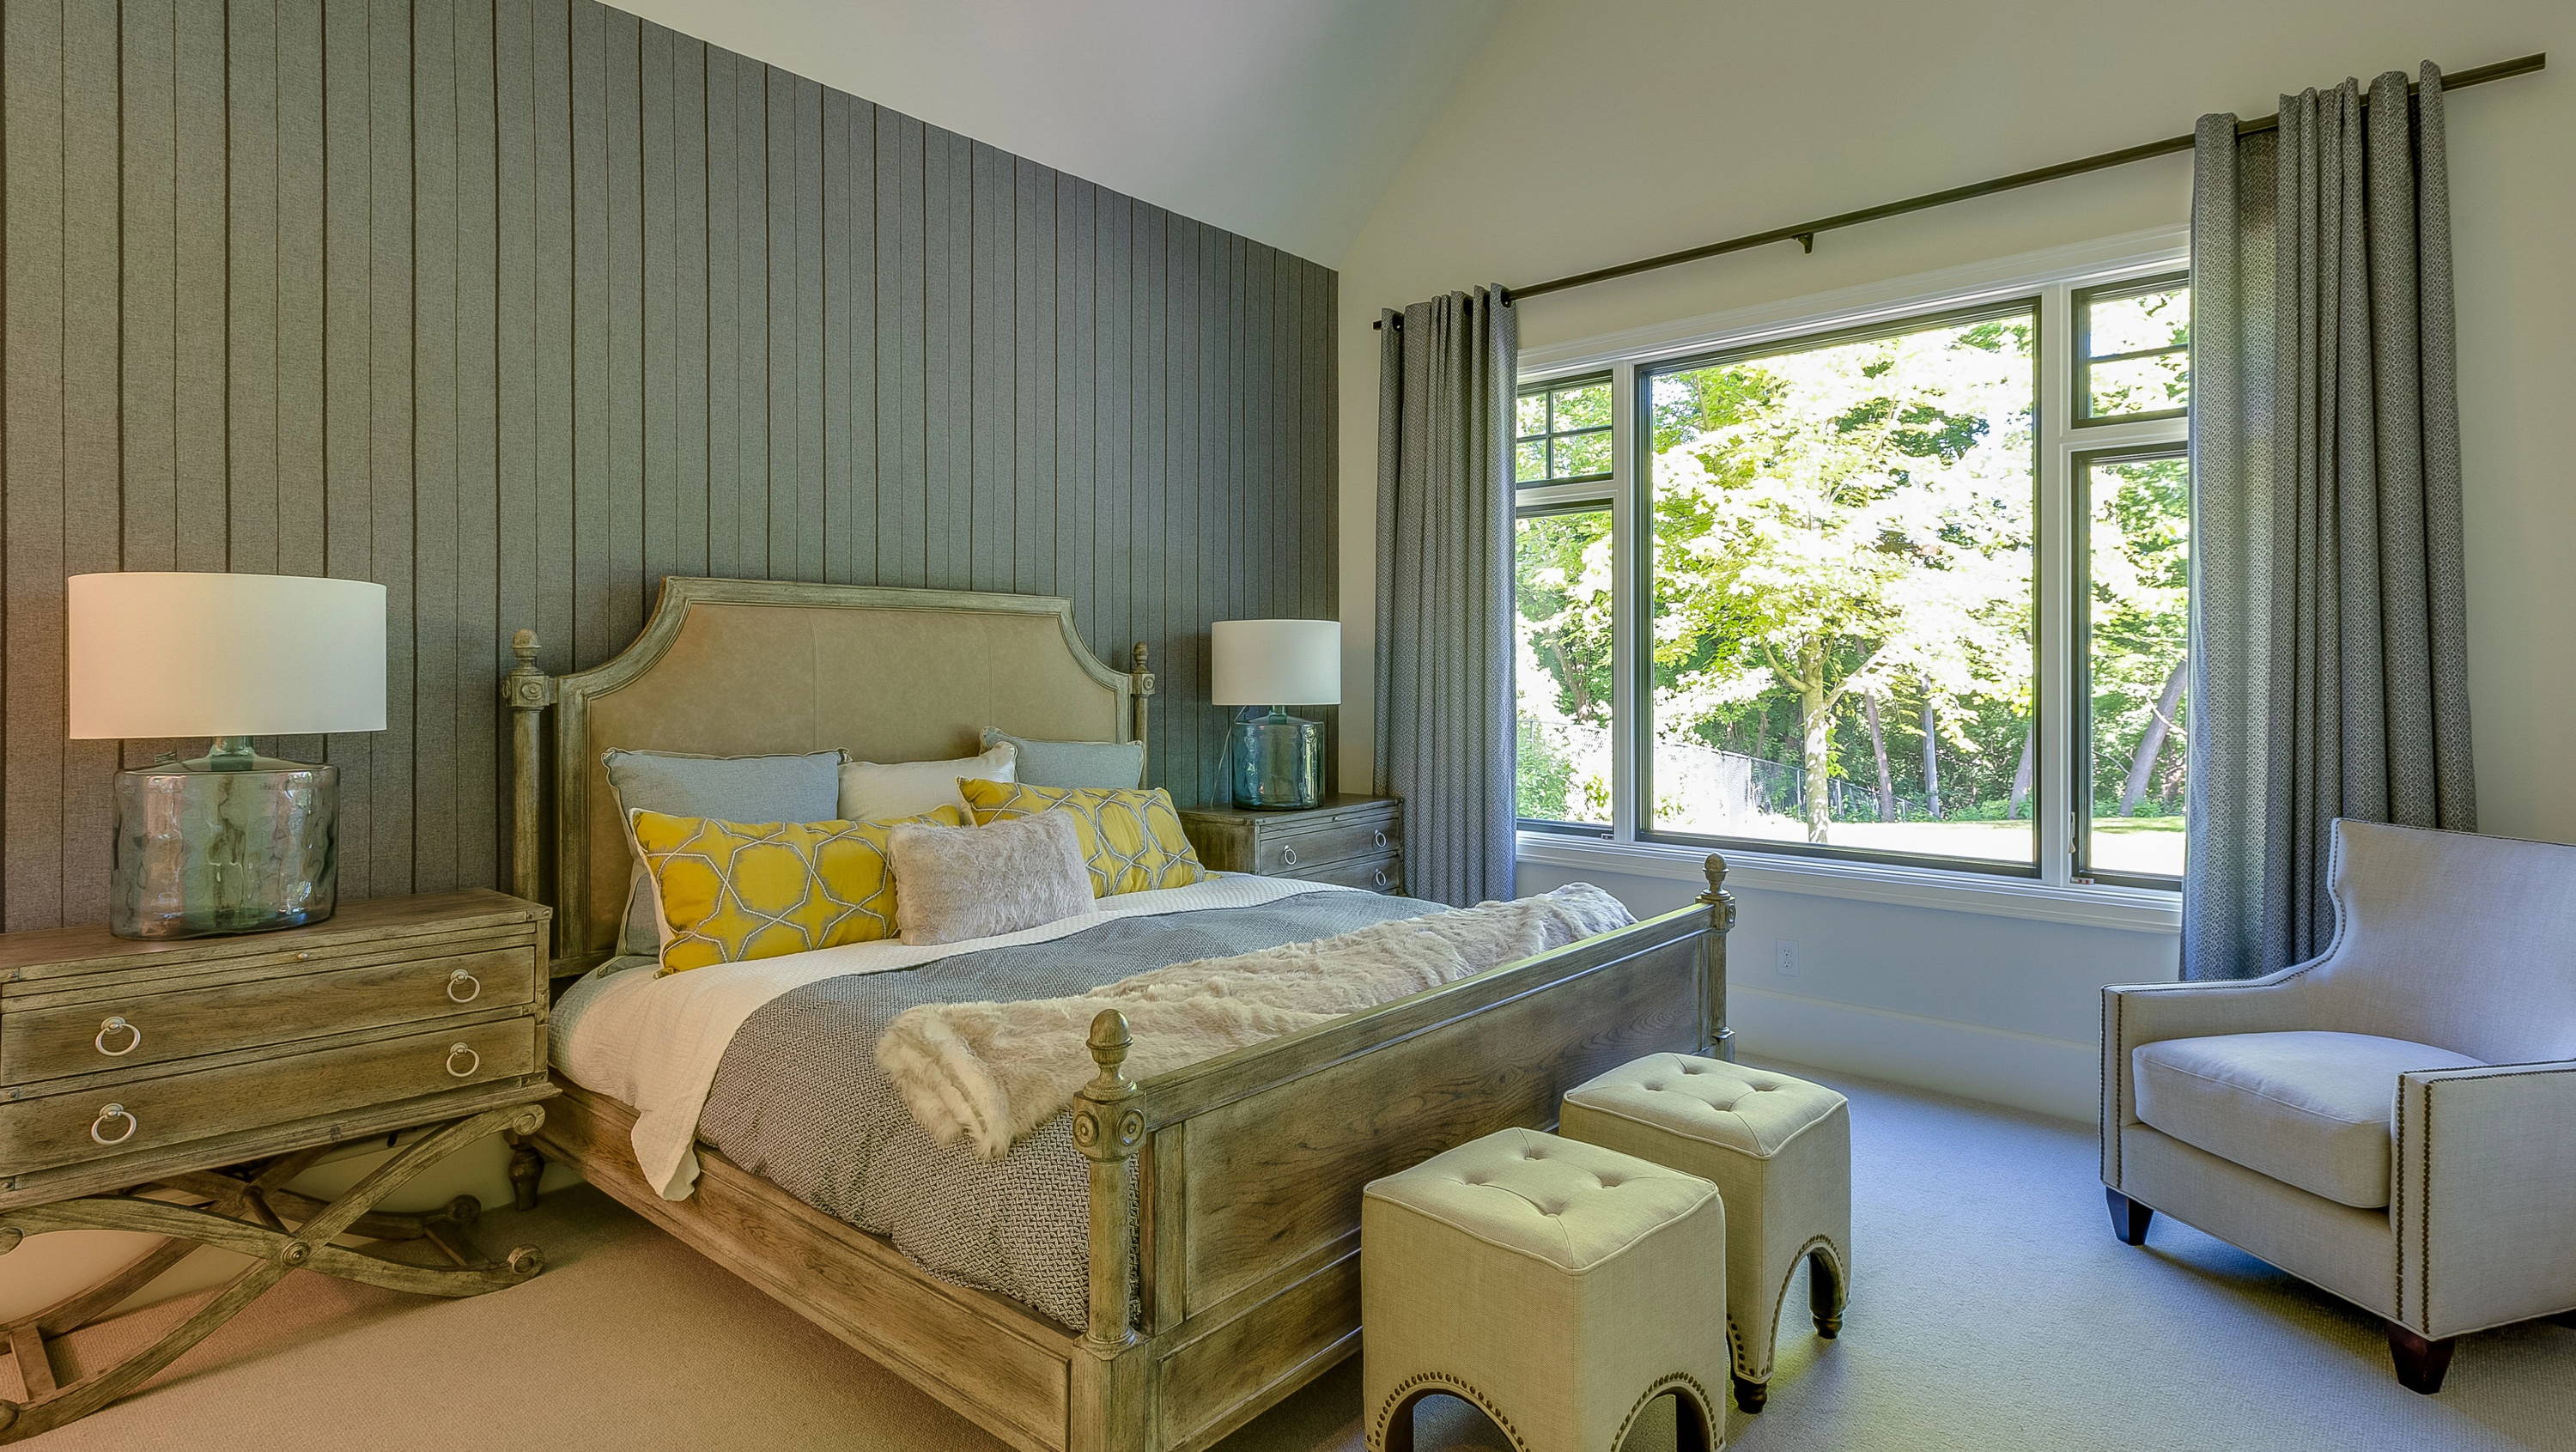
[550, 872, 1349, 1198]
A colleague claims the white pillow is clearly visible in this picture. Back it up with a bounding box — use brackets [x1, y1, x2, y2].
[840, 742, 1015, 821]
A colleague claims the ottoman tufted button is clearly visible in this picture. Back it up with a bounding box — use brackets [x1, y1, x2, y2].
[1647, 1082, 1667, 1091]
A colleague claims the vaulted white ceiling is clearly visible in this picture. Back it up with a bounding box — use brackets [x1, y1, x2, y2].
[614, 0, 1503, 264]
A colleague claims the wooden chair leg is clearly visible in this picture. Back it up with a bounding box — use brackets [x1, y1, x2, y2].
[2385, 1322, 2457, 1395]
[1730, 1372, 1767, 1413]
[504, 1130, 546, 1212]
[2105, 1188, 2153, 1246]
[1809, 1247, 1845, 1338]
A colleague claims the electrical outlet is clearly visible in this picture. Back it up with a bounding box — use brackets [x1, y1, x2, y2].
[1775, 939, 1801, 977]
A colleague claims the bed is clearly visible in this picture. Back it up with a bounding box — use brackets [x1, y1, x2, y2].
[503, 577, 1736, 1452]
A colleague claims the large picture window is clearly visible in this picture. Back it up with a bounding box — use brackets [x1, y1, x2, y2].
[1643, 303, 2038, 868]
[1513, 255, 2190, 889]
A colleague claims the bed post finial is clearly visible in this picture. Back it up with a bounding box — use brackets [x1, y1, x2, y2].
[504, 629, 559, 934]
[1074, 1009, 1145, 1354]
[1128, 643, 1155, 784]
[1698, 854, 1736, 1062]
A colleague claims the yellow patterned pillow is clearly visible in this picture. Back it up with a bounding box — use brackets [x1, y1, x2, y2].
[631, 805, 965, 974]
[958, 781, 1206, 897]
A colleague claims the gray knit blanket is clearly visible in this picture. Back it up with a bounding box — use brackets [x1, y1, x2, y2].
[696, 889, 1439, 1329]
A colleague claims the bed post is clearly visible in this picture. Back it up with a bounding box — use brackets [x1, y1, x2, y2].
[502, 629, 559, 1209]
[1072, 1008, 1149, 1452]
[1700, 853, 1736, 1061]
[1128, 643, 1155, 783]
[502, 629, 557, 920]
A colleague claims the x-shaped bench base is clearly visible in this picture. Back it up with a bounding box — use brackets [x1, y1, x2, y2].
[0, 1102, 546, 1442]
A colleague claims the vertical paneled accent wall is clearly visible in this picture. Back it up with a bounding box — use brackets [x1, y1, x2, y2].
[0, 0, 1337, 930]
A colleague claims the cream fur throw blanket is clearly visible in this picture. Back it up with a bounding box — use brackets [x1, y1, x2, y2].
[877, 884, 1636, 1160]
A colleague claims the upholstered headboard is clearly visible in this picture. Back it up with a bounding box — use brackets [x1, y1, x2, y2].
[504, 578, 1151, 972]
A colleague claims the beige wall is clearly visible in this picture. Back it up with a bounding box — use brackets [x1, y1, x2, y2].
[1334, 0, 2573, 848]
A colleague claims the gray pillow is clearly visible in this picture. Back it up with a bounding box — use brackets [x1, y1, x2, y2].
[602, 748, 846, 953]
[888, 811, 1094, 947]
[981, 727, 1145, 790]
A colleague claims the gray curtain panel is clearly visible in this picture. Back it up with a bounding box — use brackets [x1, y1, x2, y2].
[1374, 287, 1519, 907]
[2184, 64, 2476, 981]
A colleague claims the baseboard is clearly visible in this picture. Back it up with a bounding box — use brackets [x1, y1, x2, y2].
[1729, 984, 2096, 1122]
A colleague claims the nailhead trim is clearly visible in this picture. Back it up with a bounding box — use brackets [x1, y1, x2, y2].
[1613, 1371, 1722, 1451]
[1370, 1372, 1528, 1452]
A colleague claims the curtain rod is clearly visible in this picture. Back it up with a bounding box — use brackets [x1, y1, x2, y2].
[1373, 52, 2544, 328]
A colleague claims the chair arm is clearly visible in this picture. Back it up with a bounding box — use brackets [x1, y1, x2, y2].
[2099, 968, 2316, 1186]
[2392, 1060, 2576, 1338]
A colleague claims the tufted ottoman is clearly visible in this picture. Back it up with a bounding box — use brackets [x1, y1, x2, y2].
[1559, 1055, 1850, 1413]
[1361, 1127, 1726, 1452]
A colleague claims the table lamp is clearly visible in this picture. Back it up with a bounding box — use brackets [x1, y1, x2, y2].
[69, 573, 388, 939]
[1211, 619, 1340, 811]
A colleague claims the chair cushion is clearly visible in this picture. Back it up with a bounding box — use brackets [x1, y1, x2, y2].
[1562, 1053, 1844, 1158]
[1363, 1127, 1716, 1272]
[2132, 1031, 2482, 1209]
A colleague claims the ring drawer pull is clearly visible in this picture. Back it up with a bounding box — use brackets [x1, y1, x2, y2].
[94, 1016, 143, 1058]
[1372, 829, 1388, 849]
[446, 969, 483, 1003]
[445, 1043, 481, 1079]
[1280, 846, 1299, 866]
[90, 1103, 137, 1145]
[1372, 868, 1391, 889]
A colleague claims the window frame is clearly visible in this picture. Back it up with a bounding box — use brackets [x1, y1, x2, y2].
[2070, 270, 2190, 428]
[1508, 233, 2191, 901]
[1626, 296, 2048, 878]
[2070, 441, 2190, 890]
[1515, 373, 1618, 489]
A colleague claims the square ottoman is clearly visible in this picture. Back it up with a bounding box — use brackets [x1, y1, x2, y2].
[1362, 1127, 1727, 1452]
[1560, 1054, 1850, 1413]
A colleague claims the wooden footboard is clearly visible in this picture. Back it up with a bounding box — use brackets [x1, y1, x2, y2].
[1072, 860, 1735, 1452]
[536, 867, 1732, 1452]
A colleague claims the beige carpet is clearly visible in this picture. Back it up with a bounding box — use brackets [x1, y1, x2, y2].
[17, 1065, 2573, 1452]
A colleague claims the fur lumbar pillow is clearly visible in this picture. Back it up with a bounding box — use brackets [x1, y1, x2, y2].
[887, 810, 1093, 947]
[876, 884, 1637, 1158]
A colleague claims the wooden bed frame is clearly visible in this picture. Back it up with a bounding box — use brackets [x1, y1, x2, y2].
[503, 577, 1735, 1452]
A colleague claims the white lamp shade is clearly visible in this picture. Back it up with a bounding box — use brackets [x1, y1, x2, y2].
[1211, 619, 1341, 707]
[68, 573, 388, 738]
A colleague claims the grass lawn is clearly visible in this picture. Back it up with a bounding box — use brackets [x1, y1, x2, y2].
[1717, 815, 2184, 878]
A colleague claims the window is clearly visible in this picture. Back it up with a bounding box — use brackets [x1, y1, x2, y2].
[1514, 373, 1619, 832]
[2077, 447, 2190, 884]
[1512, 253, 2190, 890]
[2073, 273, 2189, 423]
[1643, 303, 2038, 869]
[1516, 375, 1614, 486]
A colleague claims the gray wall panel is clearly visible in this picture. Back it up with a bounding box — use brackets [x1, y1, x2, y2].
[0, 0, 1335, 927]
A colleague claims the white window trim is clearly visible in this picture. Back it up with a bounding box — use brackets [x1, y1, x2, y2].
[1518, 832, 2182, 933]
[1516, 224, 2190, 926]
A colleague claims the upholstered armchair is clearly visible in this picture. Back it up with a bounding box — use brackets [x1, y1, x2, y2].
[2101, 819, 2576, 1394]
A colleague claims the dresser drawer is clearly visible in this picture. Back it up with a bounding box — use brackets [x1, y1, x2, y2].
[1255, 814, 1398, 875]
[0, 942, 538, 1087]
[0, 1013, 538, 1176]
[1289, 852, 1404, 895]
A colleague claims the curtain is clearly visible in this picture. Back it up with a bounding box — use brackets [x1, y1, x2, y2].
[1374, 287, 1518, 907]
[2184, 64, 2476, 981]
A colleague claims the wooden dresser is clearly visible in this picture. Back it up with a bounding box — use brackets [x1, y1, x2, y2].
[1179, 794, 1405, 895]
[0, 891, 556, 1441]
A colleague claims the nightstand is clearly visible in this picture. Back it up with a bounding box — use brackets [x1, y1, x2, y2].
[1181, 794, 1404, 895]
[0, 890, 556, 1442]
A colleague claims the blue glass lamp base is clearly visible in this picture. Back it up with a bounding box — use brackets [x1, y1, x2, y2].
[109, 738, 339, 939]
[1228, 709, 1323, 811]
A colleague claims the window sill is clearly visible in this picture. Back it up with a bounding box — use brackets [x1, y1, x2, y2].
[1516, 833, 2181, 934]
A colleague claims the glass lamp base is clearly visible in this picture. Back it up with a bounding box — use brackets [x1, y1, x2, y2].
[1228, 708, 1323, 811]
[109, 741, 339, 939]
